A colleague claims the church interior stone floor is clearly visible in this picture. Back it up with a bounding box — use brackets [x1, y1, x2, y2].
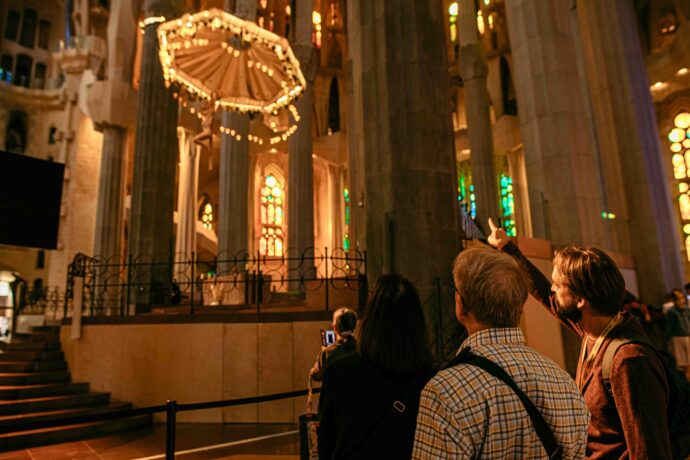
[0, 423, 299, 459]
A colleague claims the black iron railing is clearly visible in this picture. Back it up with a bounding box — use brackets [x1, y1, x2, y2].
[64, 247, 367, 317]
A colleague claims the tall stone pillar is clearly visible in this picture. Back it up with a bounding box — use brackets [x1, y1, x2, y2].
[92, 0, 138, 263]
[458, 0, 500, 227]
[288, 0, 316, 286]
[175, 129, 200, 262]
[129, 0, 182, 307]
[218, 0, 256, 271]
[353, 0, 459, 302]
[503, 0, 606, 247]
[89, 0, 138, 312]
[575, 0, 684, 301]
[93, 126, 126, 261]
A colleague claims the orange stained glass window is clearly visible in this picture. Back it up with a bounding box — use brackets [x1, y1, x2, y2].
[260, 174, 285, 256]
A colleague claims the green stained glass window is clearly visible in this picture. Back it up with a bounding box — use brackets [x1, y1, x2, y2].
[500, 173, 516, 237]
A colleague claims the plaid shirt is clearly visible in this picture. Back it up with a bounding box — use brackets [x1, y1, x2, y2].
[413, 328, 589, 459]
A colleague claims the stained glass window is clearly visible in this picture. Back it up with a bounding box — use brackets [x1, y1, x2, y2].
[312, 11, 322, 48]
[668, 112, 690, 260]
[457, 168, 477, 219]
[260, 174, 285, 256]
[500, 173, 516, 237]
[200, 201, 213, 230]
[448, 2, 458, 42]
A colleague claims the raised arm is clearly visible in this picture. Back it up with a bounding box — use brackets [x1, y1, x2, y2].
[487, 219, 580, 335]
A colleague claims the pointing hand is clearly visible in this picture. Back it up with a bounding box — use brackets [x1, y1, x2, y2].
[487, 218, 510, 249]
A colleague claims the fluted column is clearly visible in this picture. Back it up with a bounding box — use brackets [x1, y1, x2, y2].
[93, 126, 126, 261]
[129, 0, 182, 307]
[576, 0, 684, 301]
[175, 129, 200, 265]
[503, 0, 606, 247]
[218, 112, 250, 267]
[288, 0, 316, 288]
[458, 0, 500, 226]
[217, 0, 256, 271]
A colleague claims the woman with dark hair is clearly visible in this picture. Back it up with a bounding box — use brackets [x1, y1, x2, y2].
[317, 273, 434, 459]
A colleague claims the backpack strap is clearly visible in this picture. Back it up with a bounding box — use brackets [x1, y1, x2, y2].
[446, 347, 563, 460]
[601, 331, 654, 393]
[601, 338, 631, 384]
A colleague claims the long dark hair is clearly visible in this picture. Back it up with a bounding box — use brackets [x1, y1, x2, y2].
[358, 273, 432, 374]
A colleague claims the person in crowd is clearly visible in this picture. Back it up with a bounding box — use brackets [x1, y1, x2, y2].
[666, 288, 690, 379]
[684, 282, 690, 302]
[310, 307, 358, 382]
[621, 291, 666, 350]
[487, 218, 671, 459]
[413, 246, 589, 459]
[317, 274, 434, 459]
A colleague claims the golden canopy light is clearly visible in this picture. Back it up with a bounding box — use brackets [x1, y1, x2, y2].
[157, 8, 306, 115]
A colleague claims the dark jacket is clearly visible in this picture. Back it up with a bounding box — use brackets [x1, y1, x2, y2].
[665, 306, 690, 342]
[310, 336, 357, 382]
[503, 241, 671, 460]
[317, 354, 432, 460]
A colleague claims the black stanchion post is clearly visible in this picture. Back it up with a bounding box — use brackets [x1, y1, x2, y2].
[165, 400, 177, 460]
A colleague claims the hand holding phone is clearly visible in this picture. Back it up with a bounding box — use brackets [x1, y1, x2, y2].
[320, 329, 336, 347]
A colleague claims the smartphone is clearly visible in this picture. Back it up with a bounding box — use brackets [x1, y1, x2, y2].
[320, 329, 336, 347]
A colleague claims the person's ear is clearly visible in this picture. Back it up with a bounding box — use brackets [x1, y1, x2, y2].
[577, 297, 588, 310]
[455, 291, 464, 322]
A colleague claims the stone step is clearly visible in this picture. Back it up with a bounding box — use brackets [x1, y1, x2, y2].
[13, 332, 60, 342]
[0, 341, 60, 352]
[0, 361, 67, 372]
[0, 382, 89, 400]
[0, 414, 152, 452]
[0, 350, 64, 362]
[0, 391, 110, 415]
[29, 326, 60, 333]
[0, 371, 71, 385]
[0, 401, 132, 430]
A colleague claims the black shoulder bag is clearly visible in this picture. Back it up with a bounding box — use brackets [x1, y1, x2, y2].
[446, 347, 563, 460]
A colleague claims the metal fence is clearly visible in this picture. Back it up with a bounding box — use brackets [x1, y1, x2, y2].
[64, 247, 367, 317]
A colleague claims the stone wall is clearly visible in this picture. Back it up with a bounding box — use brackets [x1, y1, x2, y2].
[60, 319, 331, 423]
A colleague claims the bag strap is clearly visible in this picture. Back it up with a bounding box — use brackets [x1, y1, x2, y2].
[601, 338, 631, 383]
[306, 377, 314, 415]
[446, 347, 563, 460]
[342, 371, 428, 459]
[601, 331, 658, 385]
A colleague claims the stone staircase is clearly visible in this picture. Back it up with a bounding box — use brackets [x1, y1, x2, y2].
[0, 326, 152, 451]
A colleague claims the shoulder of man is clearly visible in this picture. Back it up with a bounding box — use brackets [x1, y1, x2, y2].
[605, 339, 666, 386]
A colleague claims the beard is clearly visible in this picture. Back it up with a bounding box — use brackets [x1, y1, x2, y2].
[555, 296, 583, 323]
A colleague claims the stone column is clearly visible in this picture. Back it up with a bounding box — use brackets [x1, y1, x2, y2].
[93, 126, 126, 261]
[129, 0, 182, 307]
[174, 129, 200, 263]
[576, 0, 684, 301]
[353, 0, 459, 302]
[288, 0, 316, 287]
[458, 0, 500, 227]
[92, 0, 138, 262]
[345, 56, 365, 251]
[217, 0, 256, 272]
[503, 0, 606, 247]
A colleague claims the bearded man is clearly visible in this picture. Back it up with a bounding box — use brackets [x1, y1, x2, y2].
[487, 219, 671, 459]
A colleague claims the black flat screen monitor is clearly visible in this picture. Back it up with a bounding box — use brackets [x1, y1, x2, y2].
[0, 150, 64, 249]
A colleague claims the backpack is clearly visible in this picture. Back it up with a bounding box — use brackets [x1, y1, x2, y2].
[601, 331, 690, 459]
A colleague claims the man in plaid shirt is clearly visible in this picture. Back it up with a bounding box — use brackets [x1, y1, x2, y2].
[412, 247, 589, 459]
